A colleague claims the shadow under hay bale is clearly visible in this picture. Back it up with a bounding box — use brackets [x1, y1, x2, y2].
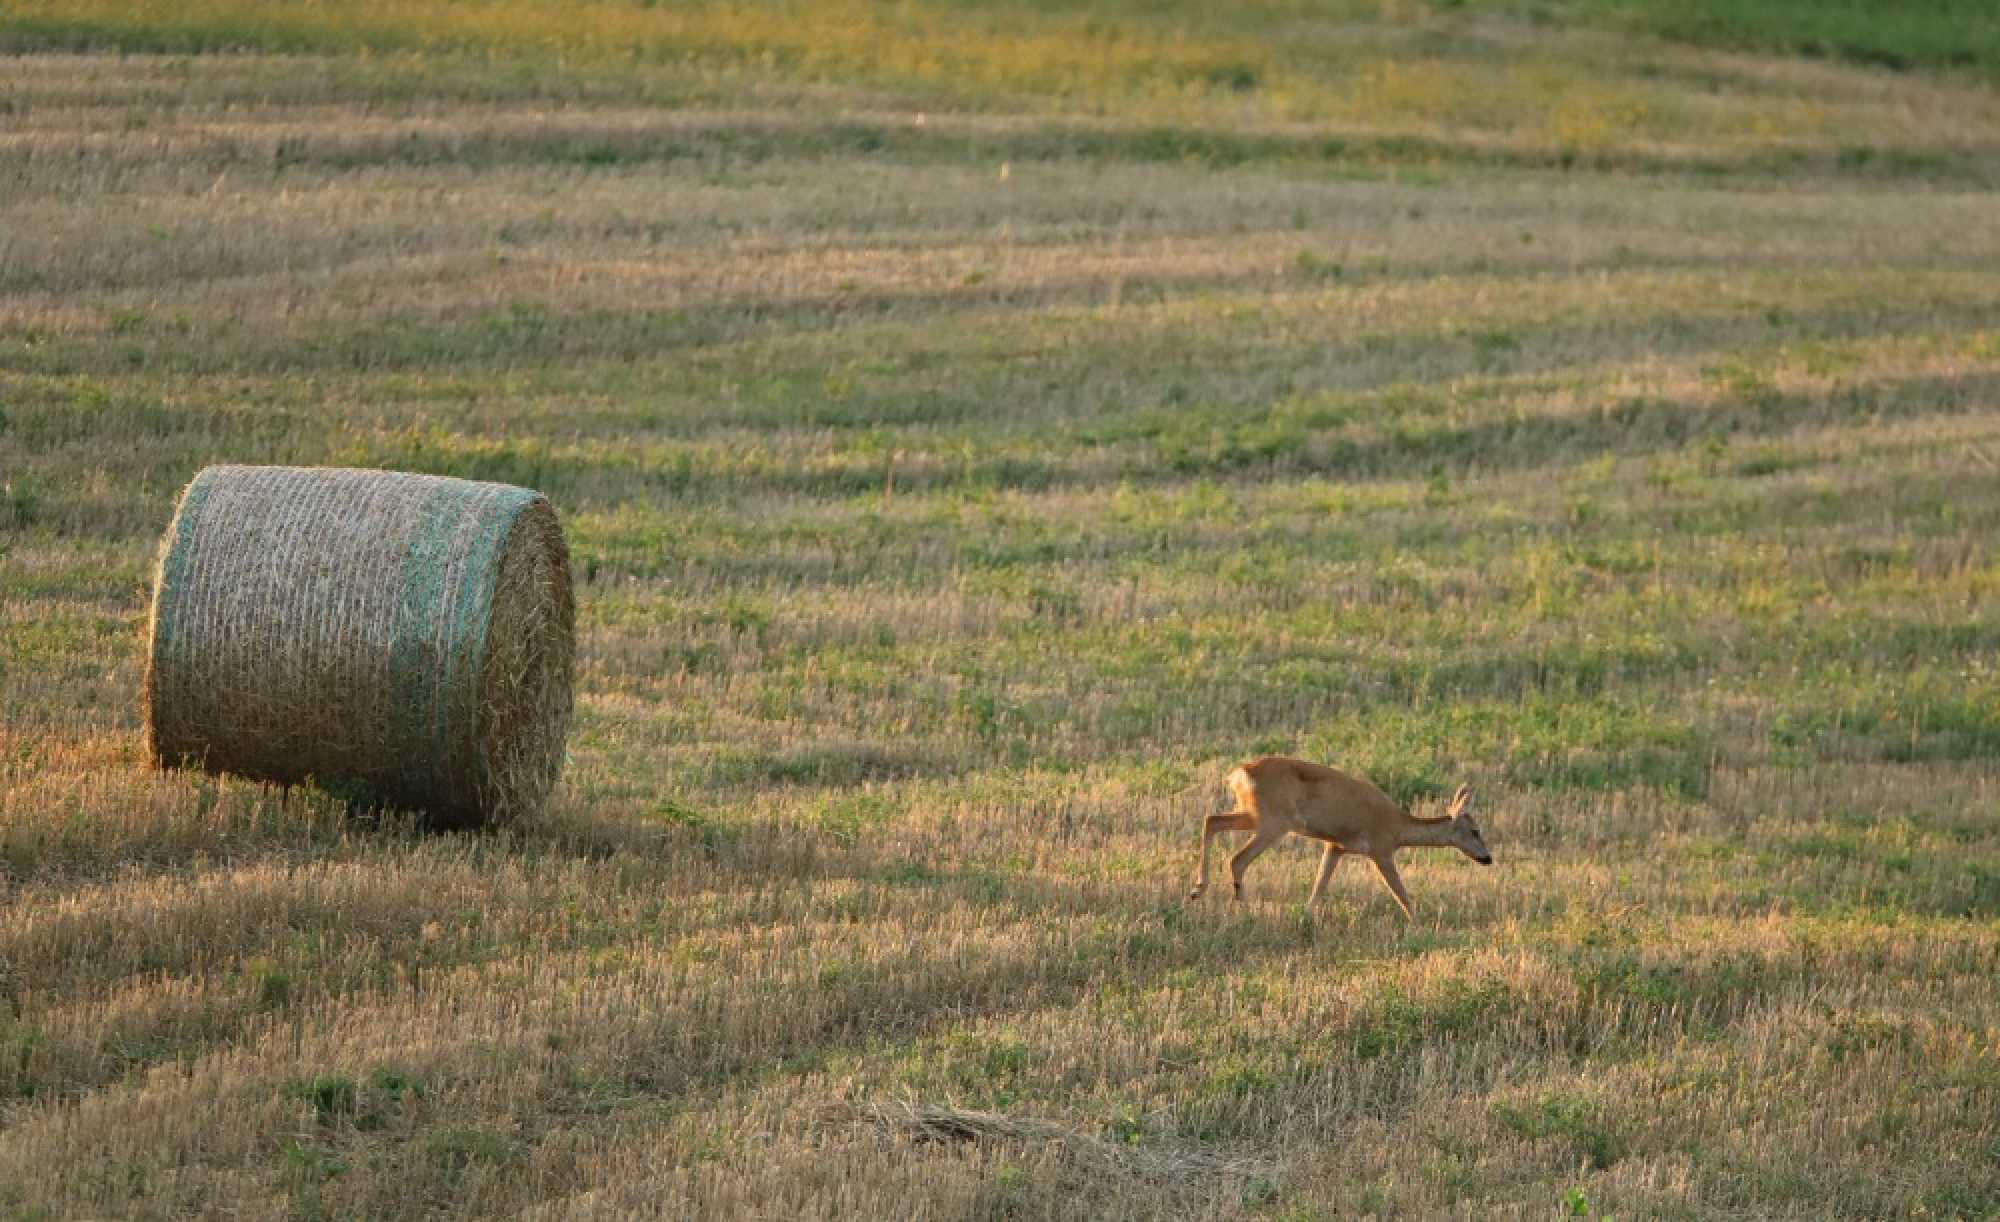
[143, 465, 575, 829]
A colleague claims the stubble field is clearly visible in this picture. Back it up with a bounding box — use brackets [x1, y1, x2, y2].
[2, 2, 1998, 1216]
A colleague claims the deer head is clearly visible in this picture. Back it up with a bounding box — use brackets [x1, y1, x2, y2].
[1447, 784, 1493, 865]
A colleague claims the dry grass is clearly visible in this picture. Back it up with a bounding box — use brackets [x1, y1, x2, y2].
[2, 6, 1999, 1218]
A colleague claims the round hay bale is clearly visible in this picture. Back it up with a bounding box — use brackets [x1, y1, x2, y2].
[143, 465, 575, 827]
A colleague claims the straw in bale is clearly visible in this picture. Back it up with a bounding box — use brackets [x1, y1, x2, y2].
[144, 465, 575, 827]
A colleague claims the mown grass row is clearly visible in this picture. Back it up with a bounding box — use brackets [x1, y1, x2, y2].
[10, 0, 1999, 99]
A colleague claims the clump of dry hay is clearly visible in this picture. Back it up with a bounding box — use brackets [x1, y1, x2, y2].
[833, 1100, 1274, 1187]
[143, 465, 575, 828]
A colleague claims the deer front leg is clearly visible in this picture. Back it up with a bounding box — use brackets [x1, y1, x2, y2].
[1227, 824, 1285, 902]
[1190, 812, 1255, 900]
[1308, 842, 1344, 904]
[1371, 853, 1415, 919]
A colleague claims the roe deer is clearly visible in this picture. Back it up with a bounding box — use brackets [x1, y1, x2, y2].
[1187, 756, 1491, 916]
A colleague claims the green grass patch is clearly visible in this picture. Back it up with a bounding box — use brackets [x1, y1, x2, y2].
[1354, 979, 1513, 1059]
[1569, 0, 2000, 78]
[1492, 1092, 1627, 1170]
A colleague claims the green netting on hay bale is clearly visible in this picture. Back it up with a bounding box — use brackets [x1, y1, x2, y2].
[144, 465, 576, 827]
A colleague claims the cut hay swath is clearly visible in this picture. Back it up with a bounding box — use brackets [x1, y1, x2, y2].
[832, 1101, 1274, 1187]
[143, 465, 576, 827]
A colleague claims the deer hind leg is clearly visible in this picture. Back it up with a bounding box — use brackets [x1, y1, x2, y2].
[1371, 853, 1415, 919]
[1190, 811, 1255, 900]
[1227, 823, 1286, 902]
[1308, 842, 1344, 904]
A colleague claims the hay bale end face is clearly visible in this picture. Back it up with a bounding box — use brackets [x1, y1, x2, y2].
[144, 465, 576, 827]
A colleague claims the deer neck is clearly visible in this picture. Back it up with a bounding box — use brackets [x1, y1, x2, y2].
[1395, 814, 1457, 851]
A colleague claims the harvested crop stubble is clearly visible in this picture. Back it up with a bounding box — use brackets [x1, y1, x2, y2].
[143, 464, 575, 827]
